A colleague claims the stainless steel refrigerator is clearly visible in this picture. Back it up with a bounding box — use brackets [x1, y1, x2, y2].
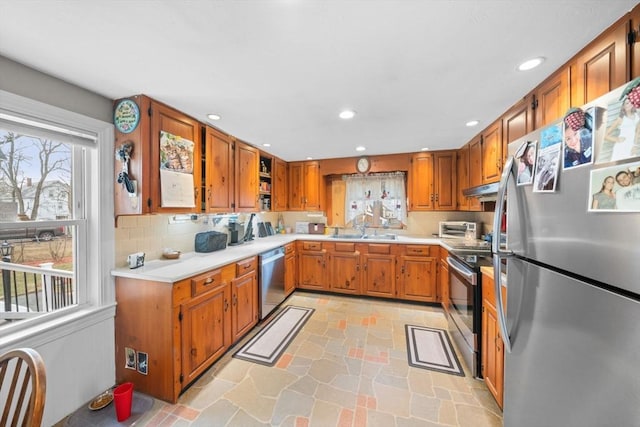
[491, 89, 640, 426]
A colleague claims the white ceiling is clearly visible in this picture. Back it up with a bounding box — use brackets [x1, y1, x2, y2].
[0, 1, 637, 161]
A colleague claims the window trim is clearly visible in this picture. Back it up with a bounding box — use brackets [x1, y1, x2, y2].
[0, 89, 114, 345]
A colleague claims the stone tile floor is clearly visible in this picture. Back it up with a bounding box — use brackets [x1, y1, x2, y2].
[69, 292, 503, 426]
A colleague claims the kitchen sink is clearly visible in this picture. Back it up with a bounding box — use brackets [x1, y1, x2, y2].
[329, 233, 397, 240]
[364, 234, 397, 240]
[329, 234, 365, 239]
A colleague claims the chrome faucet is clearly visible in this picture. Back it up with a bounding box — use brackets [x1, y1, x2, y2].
[356, 215, 367, 237]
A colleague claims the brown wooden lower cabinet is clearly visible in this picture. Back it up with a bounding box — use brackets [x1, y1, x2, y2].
[439, 247, 450, 313]
[114, 257, 258, 403]
[284, 242, 296, 296]
[297, 241, 327, 290]
[296, 241, 442, 303]
[362, 244, 396, 298]
[481, 268, 506, 409]
[397, 245, 438, 302]
[231, 257, 258, 342]
[326, 242, 361, 294]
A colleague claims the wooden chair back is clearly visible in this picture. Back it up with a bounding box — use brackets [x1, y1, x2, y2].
[0, 348, 46, 427]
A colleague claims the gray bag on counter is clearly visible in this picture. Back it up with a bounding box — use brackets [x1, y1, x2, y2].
[195, 231, 228, 253]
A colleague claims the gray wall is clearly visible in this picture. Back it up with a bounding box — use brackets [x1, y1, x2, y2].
[0, 55, 113, 123]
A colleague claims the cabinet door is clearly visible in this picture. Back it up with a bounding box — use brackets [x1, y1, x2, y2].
[409, 152, 434, 211]
[284, 252, 296, 296]
[456, 145, 470, 211]
[150, 100, 202, 213]
[632, 5, 640, 79]
[288, 162, 304, 211]
[273, 157, 288, 211]
[469, 136, 483, 188]
[433, 151, 456, 210]
[572, 17, 629, 105]
[181, 282, 230, 385]
[481, 270, 506, 409]
[362, 253, 395, 298]
[303, 161, 322, 210]
[502, 96, 534, 164]
[439, 252, 450, 313]
[533, 68, 570, 129]
[328, 251, 361, 294]
[481, 121, 503, 184]
[298, 251, 327, 290]
[204, 126, 234, 212]
[231, 271, 258, 342]
[234, 140, 259, 212]
[482, 300, 502, 408]
[398, 256, 437, 302]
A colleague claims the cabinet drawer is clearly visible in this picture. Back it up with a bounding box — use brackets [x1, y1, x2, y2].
[302, 241, 323, 251]
[191, 269, 223, 297]
[367, 243, 390, 254]
[405, 245, 432, 256]
[236, 256, 257, 276]
[284, 243, 295, 254]
[334, 242, 356, 252]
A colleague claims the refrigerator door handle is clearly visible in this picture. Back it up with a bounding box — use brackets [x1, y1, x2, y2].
[492, 154, 515, 257]
[492, 153, 519, 353]
[493, 253, 512, 353]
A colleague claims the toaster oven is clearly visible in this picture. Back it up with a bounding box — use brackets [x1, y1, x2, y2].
[439, 221, 480, 239]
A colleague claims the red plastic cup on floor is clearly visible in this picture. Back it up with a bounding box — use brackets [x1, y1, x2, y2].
[113, 382, 134, 422]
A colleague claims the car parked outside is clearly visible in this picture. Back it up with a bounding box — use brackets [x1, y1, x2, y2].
[0, 225, 66, 241]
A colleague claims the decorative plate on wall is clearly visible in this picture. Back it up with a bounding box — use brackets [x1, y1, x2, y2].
[114, 99, 140, 134]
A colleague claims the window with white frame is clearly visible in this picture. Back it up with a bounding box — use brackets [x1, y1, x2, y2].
[0, 91, 112, 333]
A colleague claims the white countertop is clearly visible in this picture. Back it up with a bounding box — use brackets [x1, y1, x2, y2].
[111, 233, 449, 283]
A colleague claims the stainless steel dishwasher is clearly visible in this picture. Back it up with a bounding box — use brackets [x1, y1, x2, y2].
[258, 246, 286, 319]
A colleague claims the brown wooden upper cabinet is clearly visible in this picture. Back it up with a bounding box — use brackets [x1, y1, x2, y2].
[273, 157, 288, 211]
[468, 136, 483, 189]
[571, 14, 629, 106]
[409, 151, 456, 211]
[631, 4, 640, 79]
[481, 120, 502, 184]
[532, 68, 571, 130]
[288, 161, 322, 211]
[456, 144, 470, 211]
[234, 140, 260, 212]
[456, 143, 481, 212]
[501, 95, 534, 163]
[203, 125, 234, 212]
[114, 95, 201, 217]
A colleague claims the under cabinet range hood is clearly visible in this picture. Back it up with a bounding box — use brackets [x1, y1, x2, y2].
[462, 182, 499, 201]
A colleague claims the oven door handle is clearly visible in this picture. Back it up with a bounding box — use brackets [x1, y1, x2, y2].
[446, 256, 476, 286]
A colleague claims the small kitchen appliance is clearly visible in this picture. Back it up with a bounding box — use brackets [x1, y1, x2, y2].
[438, 221, 480, 239]
[227, 221, 244, 246]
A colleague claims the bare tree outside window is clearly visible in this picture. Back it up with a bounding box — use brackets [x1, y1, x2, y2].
[0, 132, 71, 220]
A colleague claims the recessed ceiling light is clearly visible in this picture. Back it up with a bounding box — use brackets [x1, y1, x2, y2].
[420, 147, 429, 151]
[356, 146, 366, 152]
[517, 57, 545, 71]
[339, 110, 356, 120]
[262, 143, 271, 147]
[466, 120, 479, 127]
[207, 113, 221, 121]
[306, 156, 313, 160]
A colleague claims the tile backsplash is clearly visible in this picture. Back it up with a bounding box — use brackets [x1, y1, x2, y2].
[114, 210, 491, 268]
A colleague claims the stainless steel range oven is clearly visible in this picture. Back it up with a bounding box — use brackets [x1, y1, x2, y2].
[445, 250, 491, 378]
